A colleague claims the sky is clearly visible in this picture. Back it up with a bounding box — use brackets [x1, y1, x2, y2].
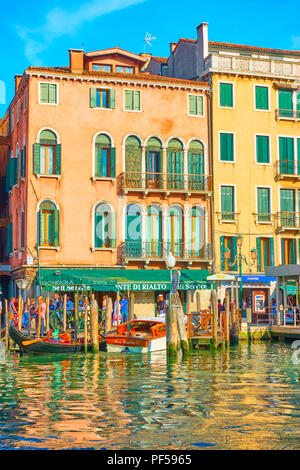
[0, 0, 300, 116]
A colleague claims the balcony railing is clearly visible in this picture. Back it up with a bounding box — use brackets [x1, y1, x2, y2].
[118, 172, 212, 194]
[254, 213, 274, 224]
[276, 109, 300, 121]
[217, 211, 239, 223]
[277, 212, 300, 230]
[274, 160, 300, 179]
[121, 241, 213, 262]
[203, 53, 300, 79]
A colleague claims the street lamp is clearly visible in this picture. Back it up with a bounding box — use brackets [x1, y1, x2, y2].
[223, 236, 257, 314]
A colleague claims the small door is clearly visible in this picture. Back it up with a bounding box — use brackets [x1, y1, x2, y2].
[146, 151, 161, 188]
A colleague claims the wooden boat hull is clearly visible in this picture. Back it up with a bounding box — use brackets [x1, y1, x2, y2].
[9, 322, 87, 354]
[106, 334, 166, 353]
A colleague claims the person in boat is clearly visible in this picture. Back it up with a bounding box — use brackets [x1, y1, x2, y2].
[8, 297, 18, 325]
[37, 296, 47, 336]
[120, 295, 129, 323]
[157, 295, 165, 317]
[112, 299, 122, 326]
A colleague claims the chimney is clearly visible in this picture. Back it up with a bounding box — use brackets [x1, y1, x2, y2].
[15, 75, 22, 94]
[69, 49, 84, 73]
[139, 52, 152, 71]
[196, 22, 208, 75]
[170, 42, 177, 54]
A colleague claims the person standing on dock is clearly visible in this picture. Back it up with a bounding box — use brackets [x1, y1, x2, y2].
[38, 296, 46, 337]
[120, 296, 129, 323]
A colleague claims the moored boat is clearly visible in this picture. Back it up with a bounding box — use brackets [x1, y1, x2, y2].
[106, 318, 166, 353]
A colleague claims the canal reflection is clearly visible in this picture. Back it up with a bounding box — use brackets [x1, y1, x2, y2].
[1, 342, 300, 449]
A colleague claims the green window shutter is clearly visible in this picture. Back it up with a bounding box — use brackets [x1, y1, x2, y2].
[20, 149, 24, 178]
[220, 133, 234, 161]
[109, 89, 115, 109]
[125, 90, 133, 110]
[256, 135, 270, 163]
[90, 88, 97, 108]
[39, 211, 45, 246]
[220, 83, 233, 107]
[221, 186, 234, 212]
[33, 143, 40, 174]
[232, 237, 237, 271]
[110, 211, 116, 248]
[255, 86, 269, 110]
[188, 95, 196, 115]
[256, 238, 262, 271]
[11, 158, 18, 186]
[49, 84, 57, 104]
[95, 146, 102, 177]
[40, 83, 49, 103]
[56, 144, 61, 175]
[196, 96, 203, 115]
[110, 148, 116, 177]
[279, 89, 293, 117]
[281, 239, 285, 264]
[280, 189, 295, 212]
[279, 137, 294, 174]
[133, 91, 140, 111]
[220, 236, 225, 271]
[54, 209, 59, 246]
[269, 238, 274, 266]
[257, 188, 270, 215]
[95, 213, 102, 248]
[6, 222, 12, 256]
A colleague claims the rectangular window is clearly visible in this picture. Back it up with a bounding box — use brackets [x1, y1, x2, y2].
[90, 87, 115, 109]
[40, 145, 56, 175]
[278, 89, 293, 118]
[256, 135, 270, 163]
[255, 86, 269, 110]
[281, 238, 296, 264]
[219, 83, 233, 108]
[279, 136, 295, 174]
[220, 133, 234, 162]
[116, 66, 134, 73]
[220, 235, 237, 271]
[256, 237, 274, 271]
[221, 185, 235, 221]
[124, 90, 141, 111]
[39, 83, 57, 104]
[92, 64, 112, 72]
[257, 187, 271, 222]
[280, 189, 296, 227]
[188, 95, 204, 116]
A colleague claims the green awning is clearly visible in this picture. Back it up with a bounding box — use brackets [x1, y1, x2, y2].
[40, 268, 212, 292]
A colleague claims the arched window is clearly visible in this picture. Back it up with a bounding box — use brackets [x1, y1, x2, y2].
[125, 136, 142, 187]
[126, 203, 142, 257]
[167, 206, 183, 257]
[188, 206, 205, 257]
[188, 140, 205, 190]
[34, 129, 61, 175]
[146, 137, 163, 189]
[38, 200, 59, 247]
[94, 134, 115, 177]
[167, 138, 184, 189]
[94, 203, 116, 248]
[146, 204, 162, 257]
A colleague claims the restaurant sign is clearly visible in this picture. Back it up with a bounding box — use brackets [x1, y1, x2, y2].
[51, 285, 92, 292]
[116, 282, 210, 291]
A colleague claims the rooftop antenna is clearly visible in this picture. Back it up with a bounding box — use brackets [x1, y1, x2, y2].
[144, 32, 156, 53]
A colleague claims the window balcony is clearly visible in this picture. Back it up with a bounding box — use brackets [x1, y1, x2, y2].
[276, 109, 300, 121]
[120, 241, 213, 265]
[253, 213, 274, 225]
[274, 160, 300, 180]
[276, 212, 300, 232]
[217, 211, 239, 224]
[118, 172, 212, 198]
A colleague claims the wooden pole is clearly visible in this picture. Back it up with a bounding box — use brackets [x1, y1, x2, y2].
[46, 295, 50, 333]
[129, 291, 134, 321]
[212, 291, 218, 348]
[63, 293, 67, 331]
[176, 292, 189, 355]
[232, 300, 237, 331]
[196, 290, 201, 313]
[5, 299, 9, 350]
[84, 296, 88, 354]
[105, 297, 113, 334]
[166, 293, 180, 356]
[18, 293, 22, 332]
[37, 297, 42, 338]
[74, 292, 78, 341]
[116, 292, 120, 328]
[225, 290, 230, 346]
[90, 299, 99, 353]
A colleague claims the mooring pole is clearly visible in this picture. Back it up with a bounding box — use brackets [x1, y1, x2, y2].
[37, 297, 42, 338]
[18, 294, 22, 332]
[212, 290, 218, 348]
[105, 297, 112, 334]
[90, 299, 99, 353]
[225, 290, 230, 346]
[176, 292, 189, 355]
[84, 296, 88, 354]
[5, 299, 9, 350]
[129, 291, 135, 321]
[74, 292, 78, 341]
[46, 295, 50, 333]
[166, 292, 180, 356]
[63, 293, 67, 332]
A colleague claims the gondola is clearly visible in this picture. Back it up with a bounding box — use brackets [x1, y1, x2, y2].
[9, 321, 90, 354]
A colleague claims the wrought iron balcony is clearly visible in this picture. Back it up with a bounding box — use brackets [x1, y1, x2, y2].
[253, 212, 274, 225]
[118, 172, 212, 196]
[276, 109, 300, 121]
[276, 212, 300, 231]
[217, 211, 239, 224]
[121, 241, 213, 264]
[274, 160, 300, 180]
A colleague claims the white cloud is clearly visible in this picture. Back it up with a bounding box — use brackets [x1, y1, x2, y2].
[17, 0, 146, 65]
[291, 36, 300, 49]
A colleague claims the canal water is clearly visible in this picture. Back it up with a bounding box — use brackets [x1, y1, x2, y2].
[0, 341, 300, 450]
